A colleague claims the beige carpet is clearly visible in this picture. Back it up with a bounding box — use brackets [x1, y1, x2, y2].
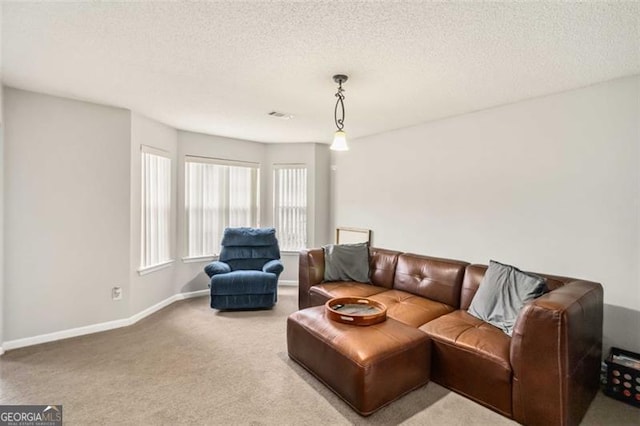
[1, 286, 638, 425]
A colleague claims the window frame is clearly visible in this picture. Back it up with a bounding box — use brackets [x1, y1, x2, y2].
[183, 155, 260, 260]
[138, 145, 173, 275]
[273, 163, 309, 252]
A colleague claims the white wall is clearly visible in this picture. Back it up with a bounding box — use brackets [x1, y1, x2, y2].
[4, 87, 131, 340]
[129, 113, 178, 314]
[333, 76, 640, 312]
[0, 3, 5, 350]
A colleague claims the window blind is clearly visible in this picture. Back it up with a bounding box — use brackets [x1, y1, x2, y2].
[274, 165, 307, 251]
[141, 148, 172, 268]
[185, 157, 259, 257]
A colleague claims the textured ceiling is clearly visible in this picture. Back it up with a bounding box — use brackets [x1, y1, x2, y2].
[2, 1, 639, 143]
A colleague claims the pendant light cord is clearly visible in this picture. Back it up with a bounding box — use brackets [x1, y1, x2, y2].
[334, 80, 345, 131]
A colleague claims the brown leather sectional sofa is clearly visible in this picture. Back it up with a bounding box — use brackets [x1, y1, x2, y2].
[298, 247, 604, 426]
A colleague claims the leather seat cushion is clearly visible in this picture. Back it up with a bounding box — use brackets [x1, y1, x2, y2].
[287, 306, 430, 415]
[419, 310, 513, 416]
[308, 282, 387, 307]
[369, 289, 455, 328]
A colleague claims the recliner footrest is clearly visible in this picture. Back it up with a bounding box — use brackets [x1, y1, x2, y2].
[211, 293, 276, 310]
[211, 270, 277, 295]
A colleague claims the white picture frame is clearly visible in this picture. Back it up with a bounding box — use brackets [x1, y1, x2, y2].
[336, 227, 371, 245]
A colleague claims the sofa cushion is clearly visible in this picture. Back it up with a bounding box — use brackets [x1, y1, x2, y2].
[225, 258, 275, 271]
[323, 243, 370, 282]
[368, 289, 454, 328]
[393, 253, 469, 307]
[308, 282, 387, 307]
[420, 310, 512, 371]
[287, 306, 430, 416]
[467, 260, 547, 336]
[220, 227, 278, 247]
[419, 310, 513, 416]
[369, 248, 401, 289]
[220, 246, 281, 262]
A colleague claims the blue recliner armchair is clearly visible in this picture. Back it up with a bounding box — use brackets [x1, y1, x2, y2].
[204, 227, 283, 310]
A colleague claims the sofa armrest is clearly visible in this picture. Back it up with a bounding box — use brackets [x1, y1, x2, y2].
[204, 261, 231, 278]
[510, 280, 603, 426]
[263, 259, 284, 277]
[298, 248, 325, 309]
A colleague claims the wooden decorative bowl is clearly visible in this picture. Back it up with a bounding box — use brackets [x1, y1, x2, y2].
[325, 297, 387, 326]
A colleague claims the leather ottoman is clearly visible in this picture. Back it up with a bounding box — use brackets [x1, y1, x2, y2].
[287, 306, 431, 416]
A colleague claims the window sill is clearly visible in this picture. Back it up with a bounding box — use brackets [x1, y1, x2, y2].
[182, 255, 218, 264]
[137, 259, 175, 276]
[281, 250, 303, 255]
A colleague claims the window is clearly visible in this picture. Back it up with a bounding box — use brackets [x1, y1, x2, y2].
[274, 165, 307, 251]
[185, 157, 260, 258]
[140, 147, 172, 270]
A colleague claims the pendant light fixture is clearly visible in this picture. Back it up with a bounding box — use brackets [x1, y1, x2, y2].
[330, 74, 349, 151]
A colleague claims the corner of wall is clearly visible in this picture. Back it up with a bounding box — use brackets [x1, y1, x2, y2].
[314, 143, 331, 246]
[4, 88, 132, 341]
[1, 0, 6, 350]
[129, 113, 180, 316]
[0, 84, 5, 353]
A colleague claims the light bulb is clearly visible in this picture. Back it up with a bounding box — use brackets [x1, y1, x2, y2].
[330, 130, 349, 151]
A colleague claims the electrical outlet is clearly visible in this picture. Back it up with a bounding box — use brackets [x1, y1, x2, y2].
[112, 286, 123, 301]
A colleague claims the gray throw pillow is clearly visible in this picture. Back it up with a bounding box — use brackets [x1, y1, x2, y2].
[323, 243, 370, 283]
[468, 260, 547, 336]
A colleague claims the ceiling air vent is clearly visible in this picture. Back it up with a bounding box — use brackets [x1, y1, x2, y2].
[268, 111, 293, 120]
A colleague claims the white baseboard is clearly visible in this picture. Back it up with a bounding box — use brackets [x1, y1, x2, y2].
[279, 280, 298, 287]
[3, 317, 131, 352]
[180, 289, 210, 299]
[127, 289, 209, 324]
[2, 289, 210, 353]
